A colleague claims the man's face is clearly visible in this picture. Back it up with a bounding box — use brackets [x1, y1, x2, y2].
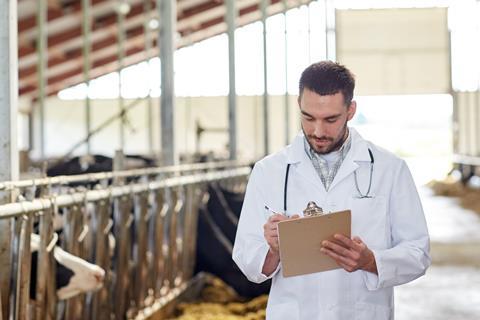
[298, 89, 356, 154]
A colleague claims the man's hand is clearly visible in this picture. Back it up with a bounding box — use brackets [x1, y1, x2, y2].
[262, 213, 299, 276]
[320, 234, 378, 274]
[263, 214, 299, 253]
[263, 214, 288, 253]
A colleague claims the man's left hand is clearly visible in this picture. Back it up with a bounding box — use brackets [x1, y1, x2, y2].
[320, 234, 378, 274]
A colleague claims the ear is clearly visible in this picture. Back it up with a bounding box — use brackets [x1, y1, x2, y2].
[347, 100, 357, 121]
[297, 95, 302, 109]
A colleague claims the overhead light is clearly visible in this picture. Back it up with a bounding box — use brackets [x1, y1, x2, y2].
[117, 2, 131, 15]
[148, 18, 159, 30]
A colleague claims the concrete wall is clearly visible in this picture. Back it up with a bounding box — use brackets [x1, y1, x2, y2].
[336, 7, 450, 95]
[28, 95, 301, 161]
[454, 91, 480, 157]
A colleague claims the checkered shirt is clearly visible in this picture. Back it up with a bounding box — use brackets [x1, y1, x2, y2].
[304, 131, 352, 191]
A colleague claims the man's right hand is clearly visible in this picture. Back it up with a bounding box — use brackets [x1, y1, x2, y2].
[263, 214, 299, 253]
[262, 213, 299, 276]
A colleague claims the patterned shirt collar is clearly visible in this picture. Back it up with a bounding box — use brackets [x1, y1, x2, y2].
[303, 129, 352, 191]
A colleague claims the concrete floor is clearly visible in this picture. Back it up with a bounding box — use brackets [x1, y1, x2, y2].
[395, 186, 480, 319]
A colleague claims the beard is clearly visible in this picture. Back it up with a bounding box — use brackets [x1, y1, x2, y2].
[303, 122, 349, 155]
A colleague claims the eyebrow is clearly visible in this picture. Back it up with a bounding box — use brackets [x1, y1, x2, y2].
[300, 110, 341, 120]
[325, 114, 341, 120]
[300, 110, 314, 118]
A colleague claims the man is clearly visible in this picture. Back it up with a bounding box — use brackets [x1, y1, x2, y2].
[232, 61, 430, 319]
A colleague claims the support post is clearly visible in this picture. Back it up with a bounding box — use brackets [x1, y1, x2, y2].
[159, 0, 177, 165]
[283, 0, 290, 145]
[0, 0, 19, 316]
[144, 0, 155, 154]
[226, 0, 237, 160]
[117, 0, 126, 150]
[261, 0, 269, 155]
[325, 0, 336, 61]
[83, 0, 92, 154]
[37, 0, 47, 158]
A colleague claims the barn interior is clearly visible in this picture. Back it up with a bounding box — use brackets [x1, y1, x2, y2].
[1, 0, 480, 319]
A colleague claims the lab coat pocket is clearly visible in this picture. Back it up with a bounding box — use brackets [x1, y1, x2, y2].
[354, 302, 392, 320]
[266, 301, 300, 320]
[350, 196, 388, 249]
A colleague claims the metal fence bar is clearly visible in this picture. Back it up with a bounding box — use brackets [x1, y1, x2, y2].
[10, 216, 22, 320]
[0, 160, 250, 191]
[64, 201, 87, 320]
[113, 195, 134, 319]
[133, 191, 149, 309]
[176, 187, 185, 284]
[91, 199, 113, 320]
[0, 168, 250, 219]
[182, 184, 202, 281]
[176, 186, 187, 284]
[164, 188, 175, 291]
[45, 212, 58, 320]
[152, 189, 168, 300]
[35, 207, 56, 320]
[143, 190, 156, 305]
[11, 214, 32, 320]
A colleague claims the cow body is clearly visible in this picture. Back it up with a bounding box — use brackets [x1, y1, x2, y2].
[195, 183, 270, 298]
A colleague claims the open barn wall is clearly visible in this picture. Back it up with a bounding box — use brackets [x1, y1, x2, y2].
[28, 95, 301, 161]
[454, 91, 480, 157]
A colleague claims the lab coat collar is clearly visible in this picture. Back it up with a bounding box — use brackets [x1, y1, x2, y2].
[328, 128, 372, 191]
[285, 127, 372, 192]
[344, 127, 372, 163]
[285, 131, 324, 191]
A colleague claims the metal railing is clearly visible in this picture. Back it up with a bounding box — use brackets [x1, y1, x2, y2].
[0, 160, 250, 191]
[0, 162, 250, 320]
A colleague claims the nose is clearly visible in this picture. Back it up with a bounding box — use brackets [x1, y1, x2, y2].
[312, 121, 324, 138]
[93, 267, 105, 284]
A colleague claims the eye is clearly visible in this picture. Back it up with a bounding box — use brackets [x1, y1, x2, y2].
[302, 114, 314, 121]
[326, 118, 338, 123]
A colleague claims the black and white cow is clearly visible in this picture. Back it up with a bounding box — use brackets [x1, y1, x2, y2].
[30, 233, 105, 300]
[46, 154, 157, 178]
[195, 183, 271, 298]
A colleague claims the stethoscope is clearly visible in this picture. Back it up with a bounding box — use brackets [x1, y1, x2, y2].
[283, 148, 375, 211]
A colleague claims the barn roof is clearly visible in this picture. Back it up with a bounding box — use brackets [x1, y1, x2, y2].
[18, 0, 311, 101]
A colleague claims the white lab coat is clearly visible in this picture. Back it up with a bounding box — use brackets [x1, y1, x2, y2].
[232, 128, 430, 320]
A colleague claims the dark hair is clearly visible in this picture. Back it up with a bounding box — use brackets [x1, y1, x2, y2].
[299, 61, 355, 106]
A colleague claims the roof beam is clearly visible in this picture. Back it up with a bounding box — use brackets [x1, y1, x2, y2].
[18, 0, 110, 33]
[20, 37, 151, 97]
[19, 0, 311, 98]
[19, 0, 254, 77]
[19, 25, 145, 79]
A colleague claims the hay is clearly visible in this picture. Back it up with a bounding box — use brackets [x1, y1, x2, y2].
[168, 277, 268, 320]
[428, 179, 480, 215]
[426, 178, 464, 197]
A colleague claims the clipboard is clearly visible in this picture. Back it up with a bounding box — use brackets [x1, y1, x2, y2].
[277, 210, 351, 277]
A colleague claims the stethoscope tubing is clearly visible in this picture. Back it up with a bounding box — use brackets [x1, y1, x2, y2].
[283, 148, 375, 211]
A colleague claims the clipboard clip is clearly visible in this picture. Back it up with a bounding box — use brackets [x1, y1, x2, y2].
[303, 201, 324, 217]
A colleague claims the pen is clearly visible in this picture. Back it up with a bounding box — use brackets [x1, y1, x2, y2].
[264, 205, 284, 217]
